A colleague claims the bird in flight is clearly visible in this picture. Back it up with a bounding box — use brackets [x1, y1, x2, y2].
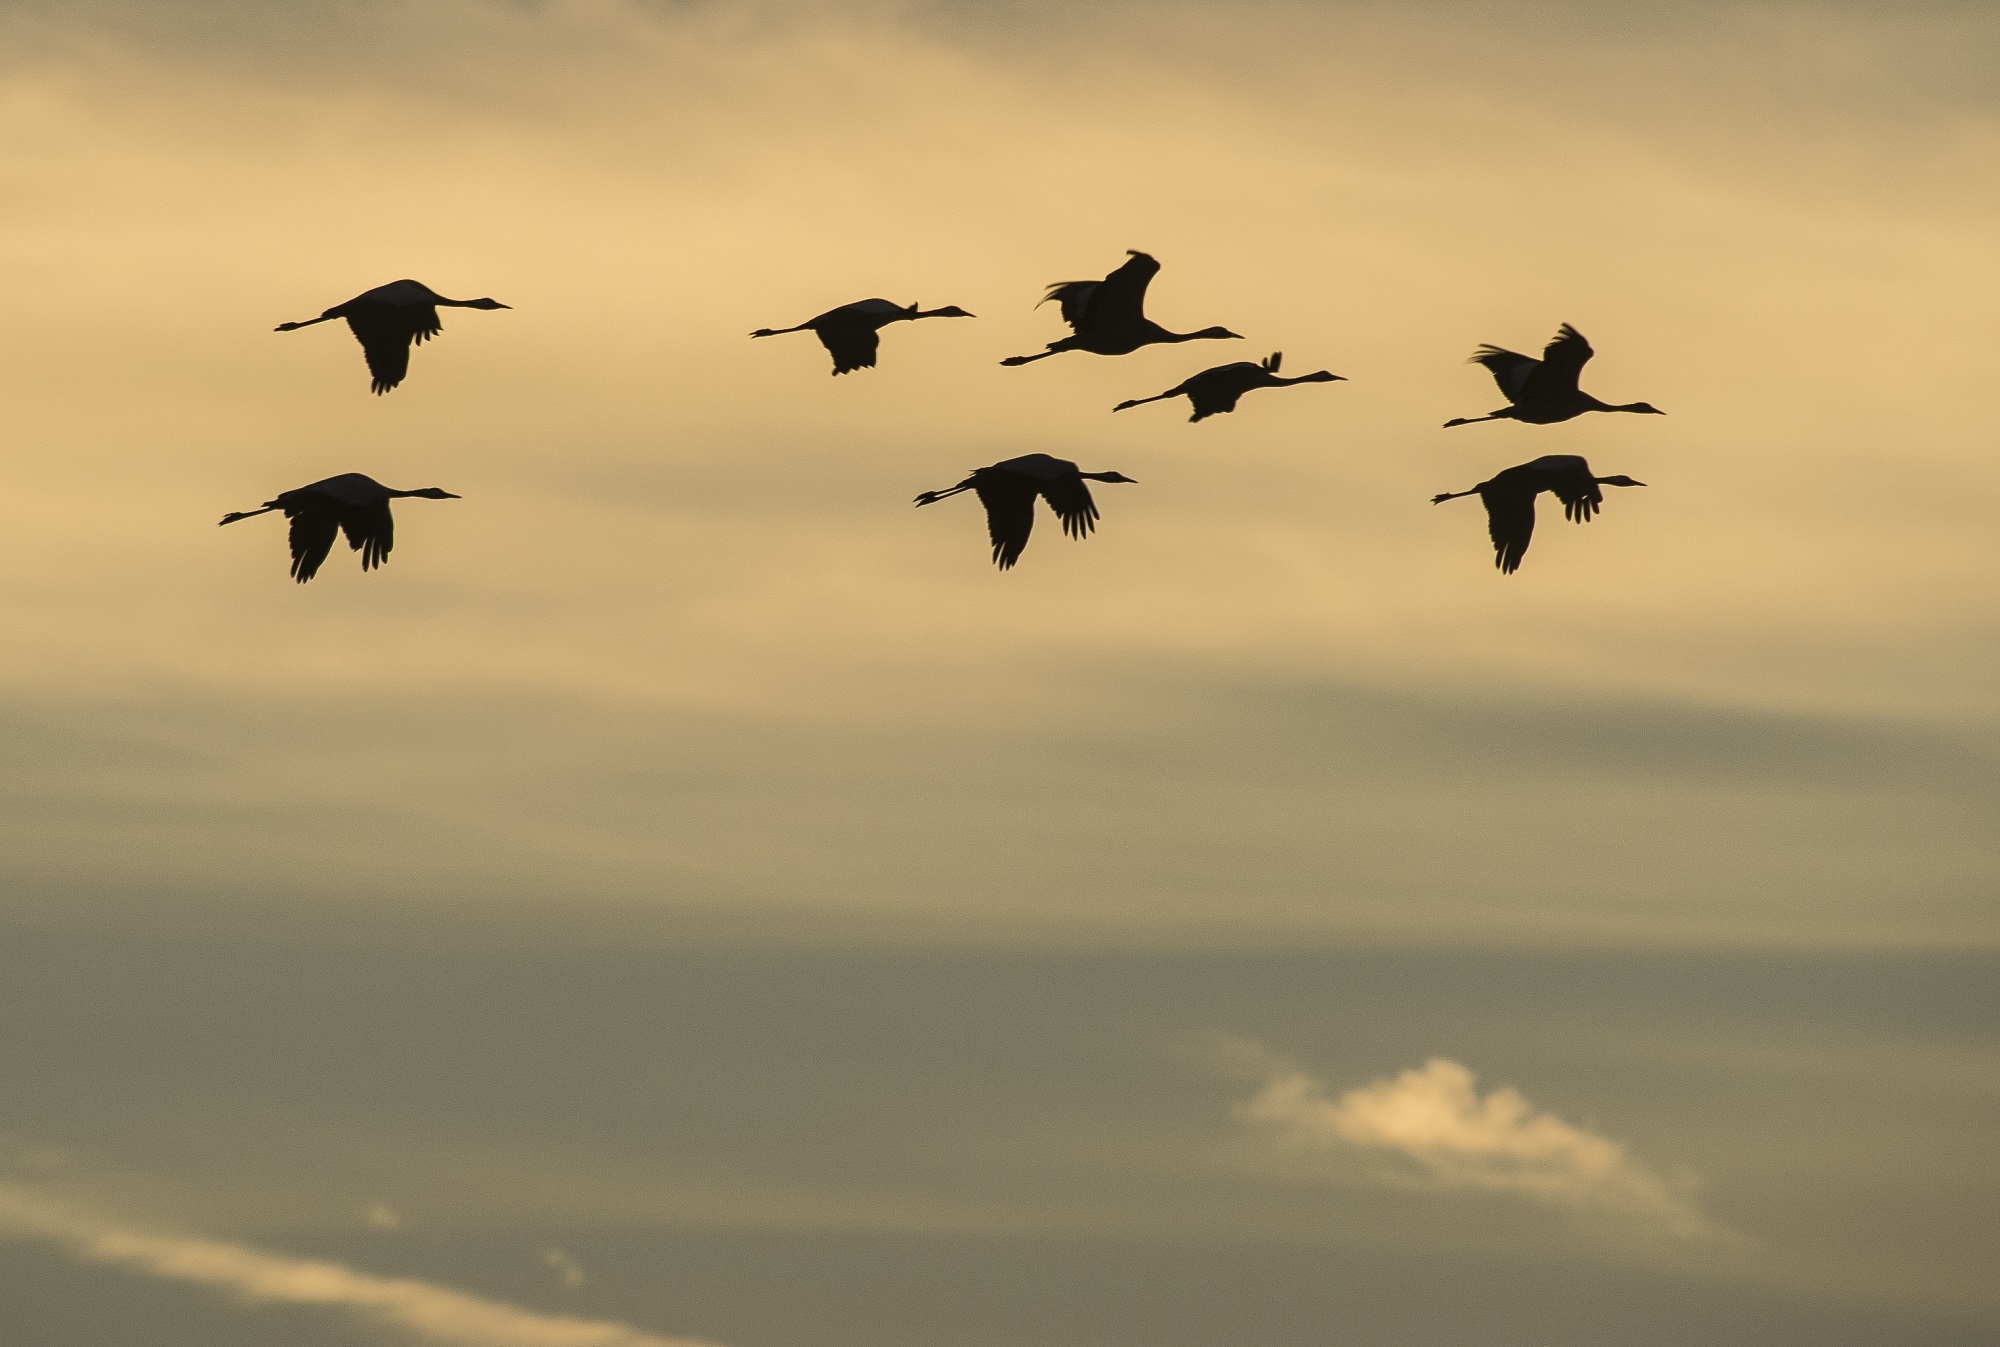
[1113, 352, 1344, 421]
[218, 473, 460, 583]
[914, 453, 1136, 569]
[275, 279, 510, 394]
[1444, 324, 1663, 427]
[1000, 251, 1240, 366]
[1431, 454, 1645, 573]
[750, 298, 975, 375]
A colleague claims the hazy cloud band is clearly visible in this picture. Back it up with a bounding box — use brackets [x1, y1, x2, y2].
[0, 1184, 722, 1347]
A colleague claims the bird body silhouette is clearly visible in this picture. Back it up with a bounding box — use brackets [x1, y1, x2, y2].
[218, 473, 460, 582]
[1001, 251, 1240, 366]
[751, 298, 974, 375]
[275, 280, 510, 394]
[1113, 352, 1344, 421]
[914, 453, 1136, 569]
[1431, 455, 1645, 573]
[1445, 324, 1662, 427]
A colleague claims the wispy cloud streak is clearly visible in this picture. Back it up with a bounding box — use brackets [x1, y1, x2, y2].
[0, 1184, 722, 1347]
[1229, 1048, 1720, 1238]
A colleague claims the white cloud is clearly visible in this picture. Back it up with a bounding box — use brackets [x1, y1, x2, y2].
[1230, 1049, 1719, 1239]
[0, 1184, 723, 1347]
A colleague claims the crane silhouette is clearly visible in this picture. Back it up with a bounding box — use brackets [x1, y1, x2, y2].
[275, 279, 510, 394]
[750, 298, 974, 375]
[218, 473, 460, 583]
[1444, 324, 1663, 427]
[914, 453, 1136, 569]
[1000, 251, 1240, 366]
[1431, 455, 1645, 573]
[1112, 352, 1344, 421]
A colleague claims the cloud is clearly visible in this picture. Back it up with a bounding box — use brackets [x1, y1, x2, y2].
[544, 1247, 587, 1289]
[366, 1201, 404, 1230]
[1230, 1048, 1719, 1239]
[0, 1184, 722, 1347]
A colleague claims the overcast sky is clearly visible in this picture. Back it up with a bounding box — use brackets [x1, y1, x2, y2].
[0, 1, 1995, 1344]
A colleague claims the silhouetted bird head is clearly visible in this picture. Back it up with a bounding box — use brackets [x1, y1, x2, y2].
[408, 488, 462, 499]
[928, 306, 975, 318]
[1625, 402, 1665, 415]
[1597, 475, 1647, 488]
[1194, 327, 1243, 341]
[465, 298, 511, 310]
[1092, 472, 1139, 484]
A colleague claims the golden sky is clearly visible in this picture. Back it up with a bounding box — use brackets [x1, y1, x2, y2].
[2, 0, 1992, 945]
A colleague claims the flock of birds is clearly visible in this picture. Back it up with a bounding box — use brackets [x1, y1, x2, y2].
[228, 251, 1665, 580]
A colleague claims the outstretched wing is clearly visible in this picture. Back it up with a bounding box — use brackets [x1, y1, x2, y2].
[1040, 280, 1100, 332]
[1518, 455, 1601, 522]
[1531, 324, 1593, 396]
[340, 499, 396, 570]
[1085, 250, 1159, 329]
[1037, 474, 1100, 541]
[1549, 476, 1604, 524]
[1470, 345, 1540, 404]
[344, 301, 438, 394]
[1481, 488, 1537, 574]
[816, 321, 882, 375]
[973, 473, 1039, 569]
[284, 503, 340, 583]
